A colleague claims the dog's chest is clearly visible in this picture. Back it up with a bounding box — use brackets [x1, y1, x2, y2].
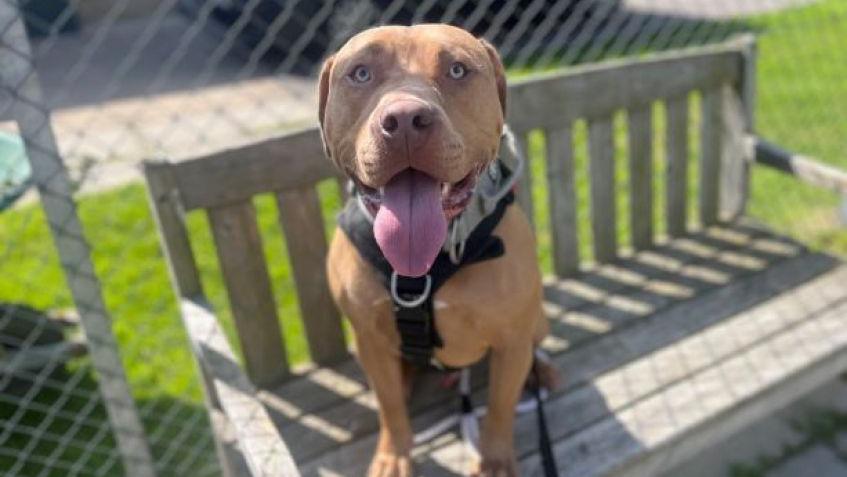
[428, 255, 539, 368]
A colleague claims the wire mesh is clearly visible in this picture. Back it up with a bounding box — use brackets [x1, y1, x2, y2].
[1, 0, 845, 476]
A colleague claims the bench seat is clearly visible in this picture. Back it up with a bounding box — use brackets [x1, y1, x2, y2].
[249, 222, 847, 476]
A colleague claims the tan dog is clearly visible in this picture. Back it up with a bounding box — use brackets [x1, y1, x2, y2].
[321, 24, 550, 476]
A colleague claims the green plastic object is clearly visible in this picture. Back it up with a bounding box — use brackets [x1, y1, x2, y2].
[0, 131, 32, 211]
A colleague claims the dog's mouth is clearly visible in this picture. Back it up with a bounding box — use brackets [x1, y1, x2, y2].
[356, 168, 479, 221]
[354, 168, 479, 277]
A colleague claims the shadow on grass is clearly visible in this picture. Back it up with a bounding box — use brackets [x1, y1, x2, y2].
[0, 363, 218, 477]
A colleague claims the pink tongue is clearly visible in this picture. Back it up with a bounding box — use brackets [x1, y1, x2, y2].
[374, 169, 447, 277]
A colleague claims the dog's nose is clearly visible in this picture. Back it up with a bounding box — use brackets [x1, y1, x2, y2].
[379, 100, 436, 143]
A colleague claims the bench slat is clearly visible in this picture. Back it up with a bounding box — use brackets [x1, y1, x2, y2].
[276, 186, 348, 365]
[545, 124, 579, 276]
[508, 45, 741, 131]
[720, 84, 750, 221]
[208, 201, 289, 386]
[143, 162, 204, 298]
[700, 87, 723, 227]
[665, 95, 690, 237]
[588, 116, 617, 263]
[628, 105, 654, 250]
[174, 128, 338, 211]
[514, 130, 535, 228]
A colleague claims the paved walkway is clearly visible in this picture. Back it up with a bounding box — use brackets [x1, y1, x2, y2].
[1, 12, 317, 198]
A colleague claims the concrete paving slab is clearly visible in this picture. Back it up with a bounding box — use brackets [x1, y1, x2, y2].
[769, 445, 847, 477]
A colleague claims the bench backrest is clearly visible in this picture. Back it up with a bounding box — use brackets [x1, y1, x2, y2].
[144, 35, 755, 387]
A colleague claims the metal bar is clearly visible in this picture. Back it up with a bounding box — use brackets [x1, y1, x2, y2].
[752, 137, 847, 195]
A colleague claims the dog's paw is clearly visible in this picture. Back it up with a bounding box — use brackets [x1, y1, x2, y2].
[472, 452, 519, 477]
[368, 452, 412, 477]
[528, 356, 562, 392]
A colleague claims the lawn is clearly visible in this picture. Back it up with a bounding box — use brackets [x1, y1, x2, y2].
[1, 0, 845, 475]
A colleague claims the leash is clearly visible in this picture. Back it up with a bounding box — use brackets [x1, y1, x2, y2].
[412, 350, 560, 476]
[532, 357, 559, 477]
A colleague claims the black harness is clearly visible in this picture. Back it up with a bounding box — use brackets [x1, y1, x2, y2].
[338, 188, 514, 368]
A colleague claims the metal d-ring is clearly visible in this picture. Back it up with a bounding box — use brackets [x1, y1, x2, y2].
[391, 271, 432, 308]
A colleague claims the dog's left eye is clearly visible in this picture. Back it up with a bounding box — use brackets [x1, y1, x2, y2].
[448, 62, 468, 80]
[349, 65, 372, 83]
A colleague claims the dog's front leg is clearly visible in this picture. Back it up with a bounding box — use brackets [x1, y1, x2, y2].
[476, 341, 533, 476]
[356, 332, 414, 477]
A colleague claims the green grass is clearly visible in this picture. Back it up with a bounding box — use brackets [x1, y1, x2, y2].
[1, 0, 846, 474]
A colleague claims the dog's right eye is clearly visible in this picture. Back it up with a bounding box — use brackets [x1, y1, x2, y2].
[349, 65, 372, 84]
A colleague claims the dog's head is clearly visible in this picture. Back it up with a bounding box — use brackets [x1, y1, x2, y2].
[318, 24, 507, 277]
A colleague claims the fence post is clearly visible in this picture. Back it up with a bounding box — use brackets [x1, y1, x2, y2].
[0, 3, 156, 476]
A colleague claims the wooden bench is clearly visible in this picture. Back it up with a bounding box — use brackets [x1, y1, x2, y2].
[143, 35, 847, 476]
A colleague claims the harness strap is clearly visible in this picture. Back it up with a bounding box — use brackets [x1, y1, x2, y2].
[392, 275, 442, 369]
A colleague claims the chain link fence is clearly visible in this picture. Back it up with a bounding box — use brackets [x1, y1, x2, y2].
[1, 0, 844, 475]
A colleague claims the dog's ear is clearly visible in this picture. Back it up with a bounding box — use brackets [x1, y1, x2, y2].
[479, 38, 507, 116]
[317, 54, 335, 158]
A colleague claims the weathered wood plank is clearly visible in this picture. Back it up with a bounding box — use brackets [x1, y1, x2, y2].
[545, 124, 580, 276]
[514, 131, 535, 229]
[719, 34, 756, 222]
[665, 95, 689, 237]
[719, 84, 750, 221]
[627, 105, 654, 250]
[181, 298, 300, 477]
[173, 128, 339, 211]
[754, 138, 847, 195]
[276, 187, 347, 365]
[208, 201, 289, 387]
[144, 161, 204, 298]
[508, 43, 742, 130]
[588, 116, 617, 263]
[700, 87, 723, 226]
[738, 33, 757, 130]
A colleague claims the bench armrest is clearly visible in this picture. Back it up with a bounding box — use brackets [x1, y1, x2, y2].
[750, 136, 847, 195]
[180, 298, 300, 477]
